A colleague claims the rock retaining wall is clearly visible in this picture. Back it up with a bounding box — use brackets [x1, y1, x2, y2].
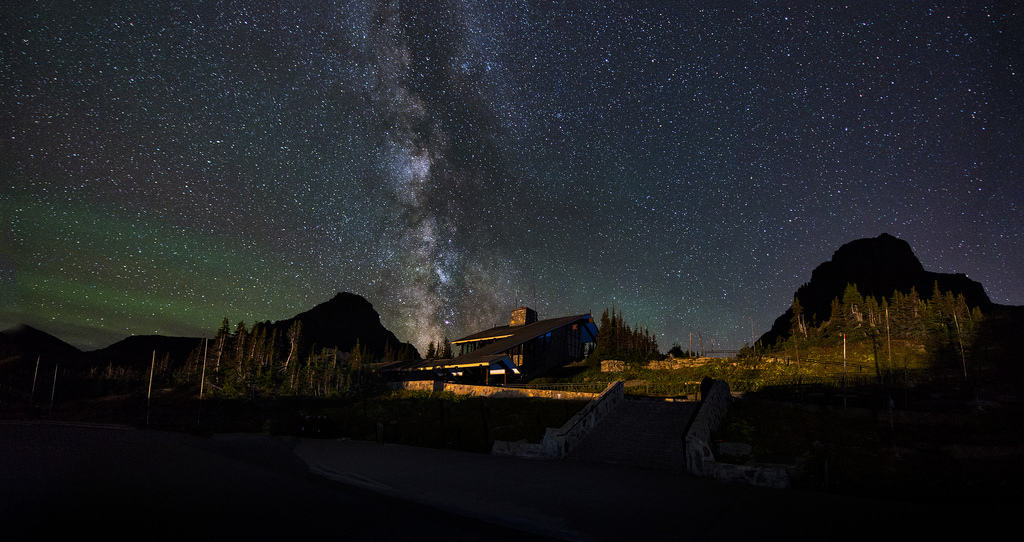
[390, 380, 600, 400]
[646, 357, 714, 370]
[601, 357, 714, 372]
[600, 360, 626, 372]
[492, 381, 625, 459]
[683, 377, 790, 488]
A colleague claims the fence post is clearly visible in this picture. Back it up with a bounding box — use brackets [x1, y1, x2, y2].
[31, 355, 40, 403]
[146, 350, 155, 426]
[48, 364, 58, 415]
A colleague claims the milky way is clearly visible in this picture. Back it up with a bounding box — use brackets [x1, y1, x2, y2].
[1, 2, 1021, 351]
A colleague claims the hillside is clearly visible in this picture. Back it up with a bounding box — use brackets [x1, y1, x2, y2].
[0, 292, 418, 400]
[0, 324, 82, 361]
[0, 325, 83, 389]
[86, 335, 205, 368]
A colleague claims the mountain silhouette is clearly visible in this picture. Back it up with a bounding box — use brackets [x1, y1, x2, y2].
[760, 233, 992, 346]
[0, 324, 84, 388]
[1, 292, 418, 380]
[87, 335, 204, 368]
[0, 324, 83, 361]
[253, 292, 419, 360]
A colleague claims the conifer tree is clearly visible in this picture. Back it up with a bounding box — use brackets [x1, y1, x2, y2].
[214, 317, 231, 380]
[842, 283, 864, 327]
[283, 320, 303, 371]
[791, 297, 808, 338]
[348, 339, 368, 387]
[590, 307, 660, 363]
[233, 321, 249, 382]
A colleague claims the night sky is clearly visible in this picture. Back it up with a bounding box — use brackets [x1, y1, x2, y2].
[2, 2, 1021, 352]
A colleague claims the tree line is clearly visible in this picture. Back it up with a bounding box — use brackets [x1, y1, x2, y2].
[778, 282, 983, 380]
[176, 318, 415, 399]
[588, 307, 660, 364]
[424, 337, 453, 359]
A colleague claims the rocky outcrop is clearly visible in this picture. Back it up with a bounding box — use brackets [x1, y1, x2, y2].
[760, 233, 991, 346]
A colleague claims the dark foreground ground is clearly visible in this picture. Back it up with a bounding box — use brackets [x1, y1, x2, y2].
[0, 422, 553, 541]
[2, 421, 1019, 541]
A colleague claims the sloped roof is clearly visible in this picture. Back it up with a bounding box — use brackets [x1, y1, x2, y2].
[383, 313, 595, 374]
[452, 314, 594, 365]
[451, 325, 515, 344]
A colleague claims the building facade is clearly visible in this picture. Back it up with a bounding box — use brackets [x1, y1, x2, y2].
[396, 307, 598, 383]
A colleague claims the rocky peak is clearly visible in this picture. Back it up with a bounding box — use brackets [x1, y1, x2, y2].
[760, 233, 991, 346]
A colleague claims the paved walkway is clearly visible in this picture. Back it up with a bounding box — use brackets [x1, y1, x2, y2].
[568, 398, 696, 471]
[294, 437, 1010, 541]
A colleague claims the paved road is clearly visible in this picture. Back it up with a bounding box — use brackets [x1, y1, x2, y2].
[295, 435, 1017, 541]
[0, 422, 553, 540]
[3, 421, 1016, 541]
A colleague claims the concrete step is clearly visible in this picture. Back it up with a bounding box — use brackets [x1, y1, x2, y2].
[569, 399, 697, 472]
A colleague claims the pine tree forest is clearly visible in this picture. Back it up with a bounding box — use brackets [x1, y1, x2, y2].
[588, 308, 660, 364]
[766, 282, 985, 381]
[172, 320, 412, 399]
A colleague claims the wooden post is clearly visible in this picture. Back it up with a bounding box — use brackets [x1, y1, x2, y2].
[198, 338, 208, 425]
[842, 333, 847, 409]
[31, 355, 40, 403]
[199, 338, 208, 399]
[147, 350, 155, 426]
[48, 364, 58, 415]
[953, 312, 968, 380]
[885, 307, 893, 374]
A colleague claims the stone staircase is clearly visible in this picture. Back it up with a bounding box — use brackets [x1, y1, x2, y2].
[568, 398, 697, 472]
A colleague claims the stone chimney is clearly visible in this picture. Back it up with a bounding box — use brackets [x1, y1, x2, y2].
[509, 307, 538, 327]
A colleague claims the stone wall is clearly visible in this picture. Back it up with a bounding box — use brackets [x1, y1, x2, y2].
[601, 357, 714, 372]
[600, 360, 625, 372]
[683, 377, 790, 488]
[684, 378, 732, 477]
[492, 381, 625, 459]
[646, 357, 714, 370]
[389, 380, 600, 400]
